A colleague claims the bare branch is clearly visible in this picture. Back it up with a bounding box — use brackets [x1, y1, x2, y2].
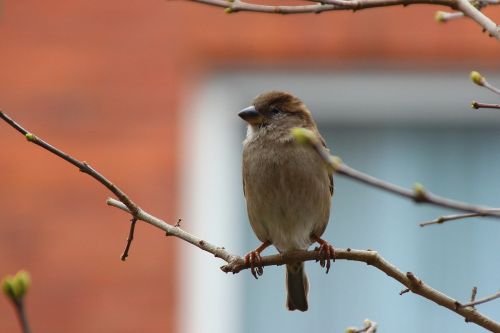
[195, 0, 335, 14]
[13, 300, 31, 333]
[2, 111, 499, 331]
[364, 319, 378, 333]
[189, 0, 499, 39]
[462, 291, 500, 308]
[0, 111, 139, 216]
[471, 101, 500, 110]
[471, 71, 500, 95]
[419, 210, 500, 227]
[400, 288, 411, 295]
[0, 111, 141, 259]
[456, 0, 500, 38]
[107, 197, 500, 332]
[346, 319, 378, 333]
[435, 10, 464, 22]
[291, 128, 500, 219]
[121, 218, 138, 261]
[471, 286, 478, 305]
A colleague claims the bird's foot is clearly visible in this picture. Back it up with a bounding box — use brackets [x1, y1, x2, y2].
[244, 241, 271, 279]
[312, 235, 335, 274]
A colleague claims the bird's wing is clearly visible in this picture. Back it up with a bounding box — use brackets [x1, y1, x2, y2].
[319, 134, 334, 197]
[243, 176, 247, 197]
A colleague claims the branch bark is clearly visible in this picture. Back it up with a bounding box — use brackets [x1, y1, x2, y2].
[419, 210, 500, 227]
[456, 0, 500, 38]
[108, 197, 500, 332]
[189, 0, 499, 39]
[2, 111, 499, 331]
[292, 128, 500, 219]
[472, 101, 500, 110]
[462, 291, 500, 308]
[0, 110, 142, 260]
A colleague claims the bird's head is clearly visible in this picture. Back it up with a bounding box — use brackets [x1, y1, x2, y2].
[239, 91, 316, 132]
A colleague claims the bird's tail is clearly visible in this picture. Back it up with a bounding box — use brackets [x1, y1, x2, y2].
[286, 262, 309, 311]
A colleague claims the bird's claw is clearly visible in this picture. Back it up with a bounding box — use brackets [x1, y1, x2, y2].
[313, 237, 335, 274]
[244, 251, 264, 279]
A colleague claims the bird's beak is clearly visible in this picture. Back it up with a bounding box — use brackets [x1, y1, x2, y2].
[238, 105, 264, 125]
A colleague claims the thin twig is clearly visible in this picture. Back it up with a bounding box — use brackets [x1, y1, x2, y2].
[296, 131, 500, 218]
[435, 10, 464, 22]
[462, 291, 500, 308]
[13, 300, 31, 333]
[471, 72, 500, 95]
[483, 81, 500, 96]
[2, 111, 499, 331]
[347, 319, 378, 333]
[364, 320, 378, 333]
[419, 211, 497, 227]
[106, 198, 500, 332]
[189, 0, 500, 39]
[196, 0, 459, 12]
[472, 101, 500, 110]
[456, 0, 500, 38]
[465, 287, 479, 321]
[121, 218, 137, 261]
[0, 111, 140, 259]
[471, 287, 478, 305]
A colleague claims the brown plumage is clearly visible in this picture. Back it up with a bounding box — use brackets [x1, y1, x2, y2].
[239, 91, 334, 312]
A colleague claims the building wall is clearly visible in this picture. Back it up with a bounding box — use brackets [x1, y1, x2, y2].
[0, 1, 498, 332]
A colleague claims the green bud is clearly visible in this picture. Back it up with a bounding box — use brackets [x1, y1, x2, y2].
[224, 7, 233, 13]
[470, 0, 480, 8]
[470, 71, 484, 86]
[434, 11, 446, 22]
[345, 327, 358, 333]
[413, 182, 427, 201]
[330, 156, 343, 170]
[12, 270, 31, 298]
[291, 127, 317, 145]
[2, 271, 31, 301]
[25, 133, 36, 142]
[2, 275, 15, 299]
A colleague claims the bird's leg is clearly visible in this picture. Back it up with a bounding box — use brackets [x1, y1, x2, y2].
[311, 235, 335, 274]
[244, 240, 271, 279]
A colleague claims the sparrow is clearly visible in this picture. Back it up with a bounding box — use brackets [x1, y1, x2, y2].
[239, 91, 334, 312]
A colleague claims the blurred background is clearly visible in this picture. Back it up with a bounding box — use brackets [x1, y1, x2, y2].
[0, 1, 499, 333]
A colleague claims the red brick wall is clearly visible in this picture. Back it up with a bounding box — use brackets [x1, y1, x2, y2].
[0, 1, 498, 332]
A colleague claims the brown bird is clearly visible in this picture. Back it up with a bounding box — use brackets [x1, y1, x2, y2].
[239, 91, 335, 312]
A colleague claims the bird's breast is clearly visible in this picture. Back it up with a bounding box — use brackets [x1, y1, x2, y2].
[243, 140, 331, 252]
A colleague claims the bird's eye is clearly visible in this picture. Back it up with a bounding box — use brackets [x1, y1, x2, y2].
[270, 106, 281, 115]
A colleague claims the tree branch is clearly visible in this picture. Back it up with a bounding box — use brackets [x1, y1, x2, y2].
[292, 128, 500, 219]
[419, 210, 500, 227]
[472, 101, 500, 110]
[2, 111, 500, 331]
[346, 319, 378, 333]
[107, 197, 500, 332]
[0, 111, 139, 217]
[456, 0, 500, 38]
[14, 300, 31, 333]
[471, 71, 500, 96]
[189, 0, 499, 39]
[0, 111, 141, 259]
[462, 291, 500, 308]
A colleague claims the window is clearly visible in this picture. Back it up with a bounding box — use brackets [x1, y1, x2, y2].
[181, 71, 500, 333]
